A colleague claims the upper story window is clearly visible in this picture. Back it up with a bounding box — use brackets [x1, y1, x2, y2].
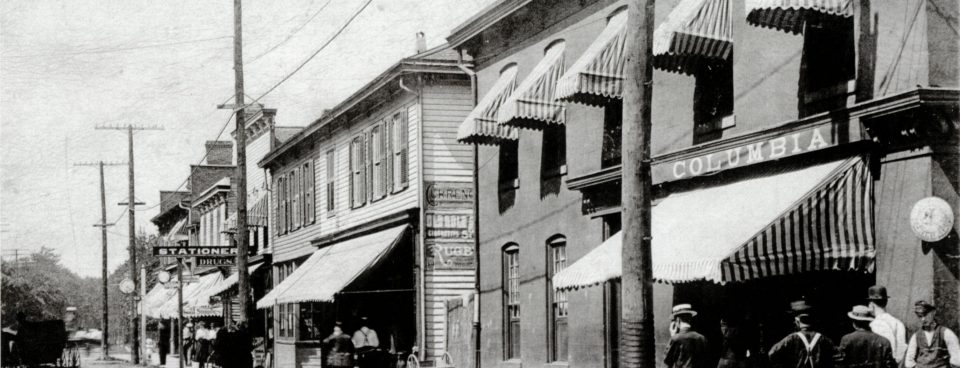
[370, 124, 387, 201]
[602, 100, 623, 168]
[502, 243, 521, 360]
[745, 1, 856, 117]
[302, 161, 315, 225]
[350, 134, 368, 208]
[541, 125, 567, 179]
[325, 149, 336, 216]
[275, 161, 315, 236]
[276, 176, 286, 235]
[390, 110, 410, 192]
[498, 141, 519, 212]
[350, 109, 410, 209]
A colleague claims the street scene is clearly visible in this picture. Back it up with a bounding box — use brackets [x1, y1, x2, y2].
[2, 1, 959, 368]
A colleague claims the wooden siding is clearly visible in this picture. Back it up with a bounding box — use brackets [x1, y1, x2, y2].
[246, 132, 272, 192]
[421, 83, 475, 183]
[269, 151, 320, 263]
[424, 270, 475, 358]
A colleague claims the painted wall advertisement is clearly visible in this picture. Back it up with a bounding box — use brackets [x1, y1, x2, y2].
[425, 182, 475, 271]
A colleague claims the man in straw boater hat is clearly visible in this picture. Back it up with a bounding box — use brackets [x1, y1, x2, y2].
[904, 301, 960, 368]
[866, 285, 907, 364]
[837, 305, 897, 368]
[769, 300, 837, 368]
[664, 304, 710, 368]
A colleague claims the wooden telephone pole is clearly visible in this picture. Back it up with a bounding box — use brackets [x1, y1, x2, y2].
[620, 1, 656, 368]
[231, 0, 252, 326]
[74, 160, 126, 360]
[94, 124, 162, 364]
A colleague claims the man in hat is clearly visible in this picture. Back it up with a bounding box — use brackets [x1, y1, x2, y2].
[353, 317, 380, 368]
[665, 304, 710, 368]
[837, 305, 897, 368]
[905, 301, 960, 368]
[867, 286, 907, 364]
[769, 300, 837, 368]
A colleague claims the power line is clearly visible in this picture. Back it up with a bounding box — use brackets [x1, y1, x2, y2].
[2, 35, 233, 59]
[246, 0, 334, 64]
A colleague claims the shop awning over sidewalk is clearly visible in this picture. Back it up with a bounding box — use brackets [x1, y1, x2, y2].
[555, 10, 628, 106]
[256, 225, 408, 309]
[653, 0, 733, 74]
[554, 156, 874, 289]
[457, 65, 520, 145]
[209, 263, 264, 297]
[143, 283, 176, 319]
[156, 271, 224, 318]
[497, 41, 567, 129]
[745, 0, 853, 34]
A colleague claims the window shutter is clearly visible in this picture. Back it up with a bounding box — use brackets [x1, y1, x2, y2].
[350, 138, 358, 208]
[371, 126, 382, 199]
[305, 161, 314, 224]
[326, 149, 335, 214]
[379, 122, 388, 198]
[277, 177, 285, 234]
[397, 110, 409, 189]
[360, 132, 368, 204]
[385, 119, 394, 193]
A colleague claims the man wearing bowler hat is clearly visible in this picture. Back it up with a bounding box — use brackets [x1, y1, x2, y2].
[867, 286, 907, 364]
[905, 301, 960, 368]
[769, 300, 836, 368]
[665, 304, 710, 368]
[837, 305, 897, 368]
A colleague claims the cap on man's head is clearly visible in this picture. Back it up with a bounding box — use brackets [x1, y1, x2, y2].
[671, 304, 697, 318]
[847, 305, 875, 321]
[788, 300, 813, 315]
[914, 300, 936, 314]
[867, 286, 889, 301]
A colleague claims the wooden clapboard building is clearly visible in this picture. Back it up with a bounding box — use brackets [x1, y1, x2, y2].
[256, 41, 476, 367]
[448, 1, 958, 368]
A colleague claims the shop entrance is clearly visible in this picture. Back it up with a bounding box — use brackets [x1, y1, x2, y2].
[674, 270, 874, 363]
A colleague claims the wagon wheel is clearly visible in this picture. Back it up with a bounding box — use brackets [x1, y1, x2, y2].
[405, 354, 419, 368]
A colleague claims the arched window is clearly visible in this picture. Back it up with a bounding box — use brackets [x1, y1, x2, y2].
[502, 243, 521, 359]
[546, 236, 568, 362]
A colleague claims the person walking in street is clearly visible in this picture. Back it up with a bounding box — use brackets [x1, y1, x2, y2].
[837, 305, 897, 368]
[665, 304, 710, 368]
[193, 321, 211, 368]
[718, 315, 756, 368]
[183, 322, 195, 363]
[769, 300, 837, 368]
[866, 286, 907, 364]
[159, 321, 170, 366]
[353, 316, 380, 368]
[905, 301, 960, 368]
[323, 323, 354, 368]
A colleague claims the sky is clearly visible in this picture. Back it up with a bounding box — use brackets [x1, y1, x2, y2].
[0, 0, 494, 278]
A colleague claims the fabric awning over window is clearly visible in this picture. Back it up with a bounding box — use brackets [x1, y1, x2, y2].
[224, 190, 269, 230]
[497, 42, 567, 130]
[457, 65, 520, 145]
[256, 225, 408, 309]
[555, 11, 628, 106]
[653, 0, 733, 74]
[745, 0, 853, 34]
[553, 156, 874, 289]
[164, 218, 189, 245]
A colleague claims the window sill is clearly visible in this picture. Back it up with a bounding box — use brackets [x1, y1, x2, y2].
[499, 359, 522, 368]
[546, 361, 569, 367]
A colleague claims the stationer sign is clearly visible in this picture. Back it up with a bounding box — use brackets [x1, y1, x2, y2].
[654, 125, 835, 182]
[153, 246, 237, 257]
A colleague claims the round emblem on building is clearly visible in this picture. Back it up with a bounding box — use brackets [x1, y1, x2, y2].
[118, 278, 136, 294]
[157, 271, 171, 284]
[909, 196, 954, 242]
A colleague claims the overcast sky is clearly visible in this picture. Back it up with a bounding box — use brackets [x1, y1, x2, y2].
[1, 0, 493, 278]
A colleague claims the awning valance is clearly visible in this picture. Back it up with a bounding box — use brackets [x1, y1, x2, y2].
[497, 42, 566, 130]
[457, 65, 520, 145]
[653, 0, 733, 74]
[745, 0, 853, 34]
[256, 225, 408, 309]
[210, 263, 264, 297]
[554, 156, 874, 289]
[555, 11, 628, 106]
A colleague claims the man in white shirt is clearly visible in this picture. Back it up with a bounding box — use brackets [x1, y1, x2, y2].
[904, 300, 960, 368]
[867, 285, 908, 364]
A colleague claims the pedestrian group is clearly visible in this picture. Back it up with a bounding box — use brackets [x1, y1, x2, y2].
[666, 286, 960, 368]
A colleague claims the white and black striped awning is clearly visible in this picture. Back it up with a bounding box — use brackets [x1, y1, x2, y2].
[554, 156, 875, 288]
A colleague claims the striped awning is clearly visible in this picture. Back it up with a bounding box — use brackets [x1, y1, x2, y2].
[163, 218, 189, 245]
[745, 0, 853, 34]
[653, 0, 733, 74]
[457, 65, 520, 145]
[555, 11, 628, 106]
[156, 272, 225, 318]
[554, 156, 874, 289]
[497, 41, 566, 130]
[210, 263, 264, 297]
[143, 283, 176, 319]
[257, 225, 408, 308]
[224, 190, 269, 230]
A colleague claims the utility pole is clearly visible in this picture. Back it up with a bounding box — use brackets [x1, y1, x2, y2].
[231, 0, 251, 327]
[95, 124, 162, 364]
[75, 160, 126, 360]
[621, 1, 656, 368]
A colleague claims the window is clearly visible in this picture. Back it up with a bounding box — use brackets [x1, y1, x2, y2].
[370, 124, 388, 200]
[326, 149, 336, 215]
[799, 16, 855, 117]
[350, 135, 367, 207]
[498, 142, 519, 191]
[502, 243, 521, 359]
[277, 176, 286, 235]
[602, 214, 621, 368]
[299, 303, 330, 341]
[275, 262, 298, 339]
[602, 100, 623, 168]
[291, 168, 301, 230]
[547, 237, 568, 362]
[303, 161, 314, 225]
[693, 61, 734, 144]
[391, 111, 409, 192]
[541, 125, 567, 178]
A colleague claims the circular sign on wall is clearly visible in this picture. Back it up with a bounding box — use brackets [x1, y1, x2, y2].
[910, 196, 955, 242]
[118, 278, 136, 294]
[157, 271, 171, 284]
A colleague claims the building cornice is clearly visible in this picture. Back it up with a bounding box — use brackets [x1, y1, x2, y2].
[446, 0, 533, 49]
